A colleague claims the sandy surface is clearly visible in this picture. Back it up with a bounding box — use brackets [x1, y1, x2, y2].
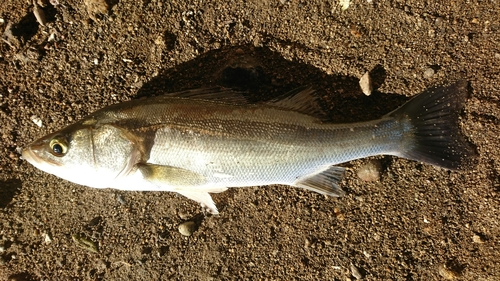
[1, 0, 499, 280]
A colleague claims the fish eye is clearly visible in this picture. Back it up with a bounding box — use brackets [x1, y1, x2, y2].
[53, 143, 63, 154]
[49, 137, 68, 156]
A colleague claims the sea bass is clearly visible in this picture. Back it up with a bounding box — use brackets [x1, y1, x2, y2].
[22, 81, 473, 214]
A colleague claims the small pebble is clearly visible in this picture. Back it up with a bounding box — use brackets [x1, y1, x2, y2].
[350, 26, 362, 38]
[116, 194, 126, 205]
[435, 17, 443, 26]
[44, 233, 52, 244]
[472, 234, 485, 243]
[0, 245, 5, 253]
[494, 53, 500, 59]
[31, 115, 43, 127]
[36, 0, 47, 7]
[178, 221, 197, 236]
[304, 238, 310, 248]
[351, 264, 364, 279]
[359, 71, 372, 96]
[26, 48, 42, 60]
[2, 23, 20, 49]
[33, 0, 46, 26]
[177, 210, 190, 220]
[357, 159, 382, 182]
[423, 67, 435, 78]
[339, 0, 350, 10]
[333, 207, 345, 220]
[84, 0, 109, 21]
[438, 264, 458, 280]
[48, 32, 57, 42]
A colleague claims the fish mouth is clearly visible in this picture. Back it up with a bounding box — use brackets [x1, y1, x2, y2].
[22, 146, 61, 167]
[22, 147, 43, 165]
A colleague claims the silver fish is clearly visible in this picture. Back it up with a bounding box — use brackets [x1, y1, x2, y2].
[22, 81, 473, 213]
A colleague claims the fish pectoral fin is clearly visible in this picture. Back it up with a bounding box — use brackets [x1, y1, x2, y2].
[292, 166, 346, 197]
[175, 190, 219, 214]
[138, 164, 207, 187]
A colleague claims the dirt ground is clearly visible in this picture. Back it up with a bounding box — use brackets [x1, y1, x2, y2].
[0, 0, 499, 280]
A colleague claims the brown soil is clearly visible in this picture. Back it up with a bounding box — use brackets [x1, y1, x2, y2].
[1, 0, 499, 280]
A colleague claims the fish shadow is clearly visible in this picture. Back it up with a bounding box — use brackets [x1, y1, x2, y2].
[136, 45, 408, 123]
[0, 178, 22, 208]
[134, 45, 474, 205]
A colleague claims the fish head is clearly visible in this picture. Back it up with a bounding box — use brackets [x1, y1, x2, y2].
[22, 120, 138, 188]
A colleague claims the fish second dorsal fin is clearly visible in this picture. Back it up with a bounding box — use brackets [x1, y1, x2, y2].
[266, 87, 328, 119]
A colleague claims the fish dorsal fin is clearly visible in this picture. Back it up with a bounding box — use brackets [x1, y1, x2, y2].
[266, 87, 327, 119]
[168, 88, 249, 104]
[292, 165, 346, 197]
[167, 87, 327, 118]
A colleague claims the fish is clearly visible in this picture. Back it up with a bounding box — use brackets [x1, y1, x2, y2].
[22, 80, 474, 214]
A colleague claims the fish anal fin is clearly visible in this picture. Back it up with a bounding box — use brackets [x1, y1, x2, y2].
[266, 86, 328, 119]
[292, 166, 346, 197]
[138, 164, 207, 187]
[175, 190, 219, 214]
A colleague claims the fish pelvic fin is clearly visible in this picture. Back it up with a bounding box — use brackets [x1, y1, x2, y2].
[388, 80, 476, 170]
[292, 166, 346, 197]
[137, 164, 225, 213]
[175, 190, 220, 214]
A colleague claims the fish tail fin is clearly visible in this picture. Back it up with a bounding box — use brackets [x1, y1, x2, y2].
[388, 80, 476, 170]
